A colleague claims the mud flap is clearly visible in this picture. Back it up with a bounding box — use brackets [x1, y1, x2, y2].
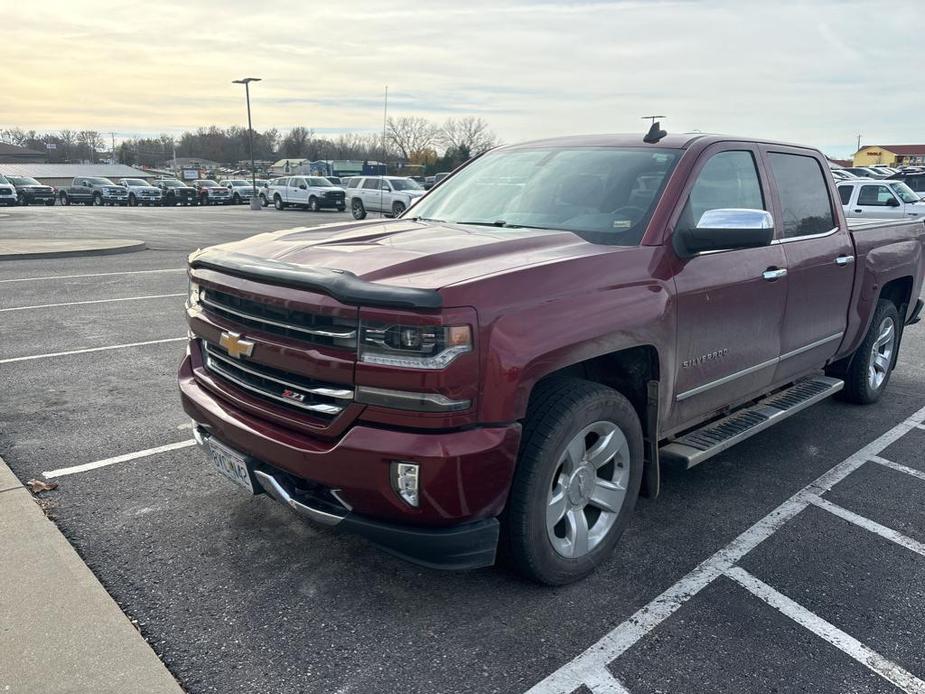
[641, 379, 660, 498]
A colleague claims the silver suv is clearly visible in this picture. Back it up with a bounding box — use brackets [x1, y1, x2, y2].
[346, 176, 425, 219]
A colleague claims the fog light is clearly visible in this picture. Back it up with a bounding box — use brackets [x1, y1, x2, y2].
[390, 461, 420, 507]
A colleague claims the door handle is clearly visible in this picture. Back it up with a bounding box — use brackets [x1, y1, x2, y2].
[835, 255, 855, 266]
[762, 268, 787, 281]
[854, 209, 862, 213]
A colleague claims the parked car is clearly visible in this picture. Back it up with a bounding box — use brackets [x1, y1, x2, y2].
[258, 178, 283, 207]
[842, 166, 888, 179]
[118, 178, 163, 207]
[3, 175, 56, 205]
[0, 174, 17, 206]
[59, 177, 128, 206]
[326, 176, 343, 185]
[830, 169, 857, 181]
[836, 179, 925, 219]
[269, 176, 347, 212]
[180, 132, 925, 583]
[154, 178, 198, 206]
[192, 180, 233, 206]
[220, 179, 258, 205]
[423, 172, 451, 190]
[886, 171, 925, 199]
[347, 176, 426, 219]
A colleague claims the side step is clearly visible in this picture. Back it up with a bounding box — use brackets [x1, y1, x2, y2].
[660, 376, 844, 469]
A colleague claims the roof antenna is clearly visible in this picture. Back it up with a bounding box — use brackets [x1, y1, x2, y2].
[642, 115, 667, 144]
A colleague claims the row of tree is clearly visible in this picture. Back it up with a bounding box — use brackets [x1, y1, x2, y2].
[0, 116, 499, 174]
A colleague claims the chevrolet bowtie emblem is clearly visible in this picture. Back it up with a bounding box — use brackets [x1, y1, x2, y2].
[219, 331, 255, 359]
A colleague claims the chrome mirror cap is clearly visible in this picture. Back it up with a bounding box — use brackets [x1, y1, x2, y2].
[697, 208, 773, 230]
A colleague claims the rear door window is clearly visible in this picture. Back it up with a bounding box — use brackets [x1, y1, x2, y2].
[837, 186, 853, 205]
[768, 153, 835, 238]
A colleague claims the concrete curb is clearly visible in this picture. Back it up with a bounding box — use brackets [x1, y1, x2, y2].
[0, 455, 183, 694]
[0, 239, 147, 261]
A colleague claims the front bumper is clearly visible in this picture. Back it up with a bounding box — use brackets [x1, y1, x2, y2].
[179, 353, 520, 567]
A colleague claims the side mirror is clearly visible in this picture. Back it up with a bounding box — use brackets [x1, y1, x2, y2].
[885, 197, 900, 207]
[674, 209, 774, 258]
[299, 184, 307, 190]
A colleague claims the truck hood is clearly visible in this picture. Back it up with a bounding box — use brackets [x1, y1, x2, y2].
[202, 219, 611, 291]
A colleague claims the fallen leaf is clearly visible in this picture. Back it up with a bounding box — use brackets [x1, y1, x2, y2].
[27, 479, 58, 494]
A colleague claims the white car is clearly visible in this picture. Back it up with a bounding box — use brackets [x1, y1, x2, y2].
[837, 179, 925, 220]
[220, 179, 258, 205]
[118, 178, 163, 206]
[0, 174, 17, 206]
[347, 176, 426, 219]
[269, 176, 347, 212]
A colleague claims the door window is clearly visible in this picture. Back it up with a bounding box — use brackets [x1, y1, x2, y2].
[768, 153, 835, 238]
[837, 186, 853, 205]
[362, 179, 380, 190]
[857, 185, 896, 206]
[680, 151, 764, 229]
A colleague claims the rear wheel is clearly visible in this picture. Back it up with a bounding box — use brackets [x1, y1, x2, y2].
[839, 299, 900, 404]
[351, 198, 366, 220]
[504, 379, 643, 585]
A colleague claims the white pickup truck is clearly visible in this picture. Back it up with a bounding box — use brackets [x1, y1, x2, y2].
[268, 176, 347, 212]
[837, 179, 925, 220]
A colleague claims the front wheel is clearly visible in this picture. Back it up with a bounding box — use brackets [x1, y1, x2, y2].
[60, 193, 70, 205]
[838, 299, 900, 404]
[308, 196, 319, 212]
[274, 196, 285, 211]
[351, 198, 366, 220]
[45, 199, 55, 206]
[93, 193, 103, 206]
[503, 379, 643, 585]
[392, 201, 406, 218]
[233, 193, 241, 204]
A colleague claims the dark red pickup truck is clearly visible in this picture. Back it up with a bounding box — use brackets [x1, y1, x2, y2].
[180, 132, 924, 584]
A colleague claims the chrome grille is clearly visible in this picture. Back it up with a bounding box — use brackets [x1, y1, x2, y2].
[201, 288, 357, 348]
[202, 341, 352, 418]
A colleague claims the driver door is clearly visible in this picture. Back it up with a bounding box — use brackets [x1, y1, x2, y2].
[668, 145, 788, 432]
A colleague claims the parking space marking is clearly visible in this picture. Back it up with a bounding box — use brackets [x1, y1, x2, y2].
[0, 337, 185, 364]
[809, 495, 925, 558]
[583, 669, 632, 694]
[0, 293, 185, 313]
[0, 268, 185, 283]
[725, 567, 925, 693]
[525, 404, 925, 694]
[871, 455, 925, 482]
[43, 439, 196, 479]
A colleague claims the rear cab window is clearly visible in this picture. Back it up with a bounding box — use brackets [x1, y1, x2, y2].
[837, 185, 853, 205]
[767, 152, 835, 238]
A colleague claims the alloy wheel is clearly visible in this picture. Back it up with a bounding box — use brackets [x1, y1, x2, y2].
[868, 316, 895, 391]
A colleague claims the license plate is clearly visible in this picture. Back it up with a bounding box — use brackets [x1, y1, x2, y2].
[207, 438, 254, 493]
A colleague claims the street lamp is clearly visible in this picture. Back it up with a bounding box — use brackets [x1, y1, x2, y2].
[232, 77, 262, 210]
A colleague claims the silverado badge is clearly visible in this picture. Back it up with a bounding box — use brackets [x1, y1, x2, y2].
[219, 331, 255, 359]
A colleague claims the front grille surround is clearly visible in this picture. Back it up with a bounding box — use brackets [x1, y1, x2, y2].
[201, 287, 357, 349]
[202, 341, 353, 418]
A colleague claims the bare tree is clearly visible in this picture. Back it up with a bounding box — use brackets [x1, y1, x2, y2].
[77, 130, 105, 163]
[386, 116, 440, 162]
[281, 126, 314, 158]
[441, 117, 499, 157]
[0, 128, 26, 146]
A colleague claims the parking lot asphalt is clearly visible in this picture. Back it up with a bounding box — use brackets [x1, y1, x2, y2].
[1, 204, 923, 694]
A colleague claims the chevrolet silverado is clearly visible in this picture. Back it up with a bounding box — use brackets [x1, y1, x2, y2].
[180, 131, 925, 584]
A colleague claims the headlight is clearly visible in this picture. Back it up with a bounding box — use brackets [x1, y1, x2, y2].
[187, 279, 201, 309]
[359, 321, 471, 369]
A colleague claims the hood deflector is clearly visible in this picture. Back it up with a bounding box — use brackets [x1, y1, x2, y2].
[189, 249, 443, 310]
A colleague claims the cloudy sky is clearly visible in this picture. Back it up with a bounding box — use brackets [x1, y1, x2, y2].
[1, 0, 921, 156]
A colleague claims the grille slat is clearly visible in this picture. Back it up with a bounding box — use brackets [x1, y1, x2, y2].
[202, 288, 356, 348]
[202, 342, 352, 418]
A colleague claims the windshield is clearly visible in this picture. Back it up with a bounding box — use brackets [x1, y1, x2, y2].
[160, 180, 183, 187]
[890, 182, 922, 204]
[198, 180, 219, 187]
[0, 175, 9, 184]
[88, 177, 115, 185]
[228, 180, 249, 186]
[308, 177, 333, 187]
[123, 179, 148, 186]
[408, 146, 680, 245]
[390, 178, 422, 191]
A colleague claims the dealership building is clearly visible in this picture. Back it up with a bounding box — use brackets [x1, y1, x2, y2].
[853, 144, 925, 167]
[0, 163, 155, 190]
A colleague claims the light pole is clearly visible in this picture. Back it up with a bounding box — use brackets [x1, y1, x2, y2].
[232, 77, 262, 210]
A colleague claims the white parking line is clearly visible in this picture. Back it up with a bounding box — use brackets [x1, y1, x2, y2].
[0, 337, 186, 364]
[0, 268, 185, 283]
[725, 567, 925, 694]
[871, 455, 925, 482]
[0, 293, 185, 312]
[583, 669, 632, 694]
[525, 404, 925, 694]
[43, 439, 196, 479]
[809, 495, 925, 558]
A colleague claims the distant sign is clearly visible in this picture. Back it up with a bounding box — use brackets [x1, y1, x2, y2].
[865, 151, 881, 157]
[182, 168, 199, 181]
[46, 143, 57, 150]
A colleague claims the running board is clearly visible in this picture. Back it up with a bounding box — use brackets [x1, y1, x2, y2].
[660, 376, 844, 469]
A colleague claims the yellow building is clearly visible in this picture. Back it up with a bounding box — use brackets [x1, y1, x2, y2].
[853, 145, 925, 167]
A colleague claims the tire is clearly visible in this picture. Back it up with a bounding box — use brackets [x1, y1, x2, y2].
[503, 378, 643, 585]
[308, 196, 319, 212]
[259, 194, 269, 208]
[274, 195, 285, 211]
[45, 199, 55, 206]
[337, 205, 346, 212]
[392, 201, 406, 218]
[351, 198, 366, 220]
[200, 194, 209, 206]
[838, 299, 900, 404]
[129, 194, 137, 206]
[17, 193, 24, 206]
[233, 193, 241, 204]
[60, 193, 69, 206]
[93, 193, 103, 206]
